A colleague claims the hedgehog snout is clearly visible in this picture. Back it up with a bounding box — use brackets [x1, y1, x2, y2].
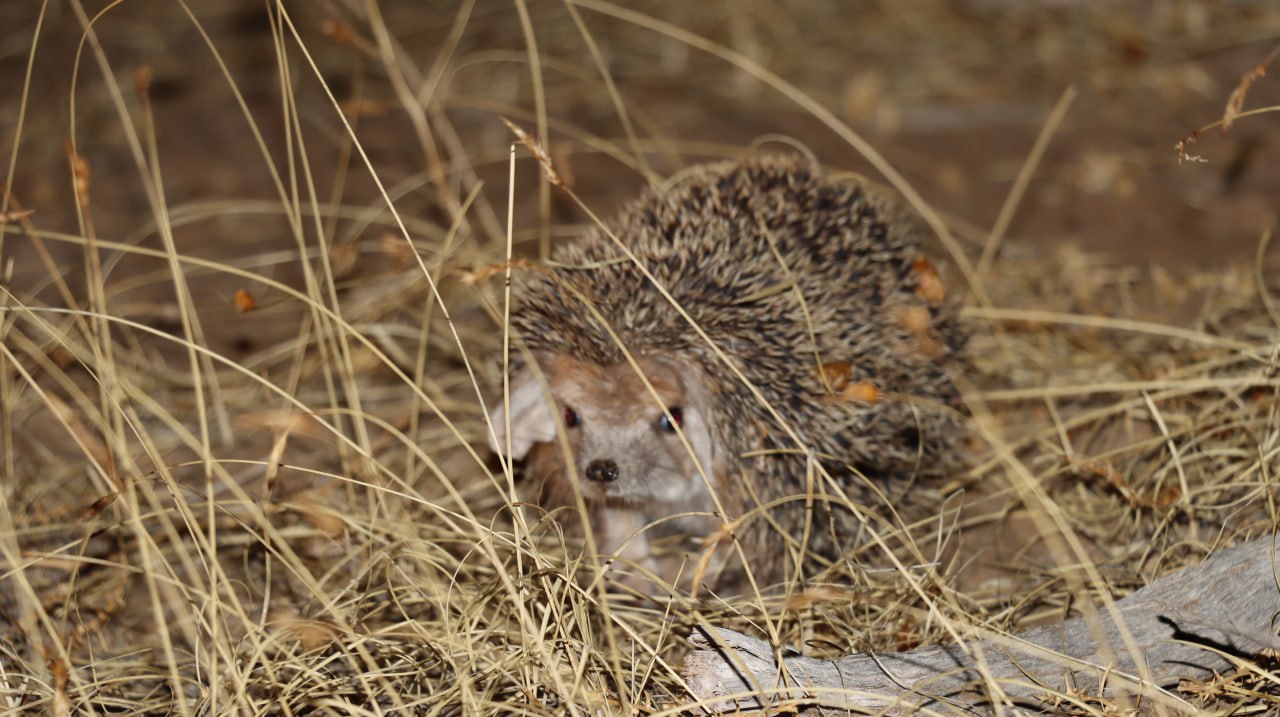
[585, 458, 620, 482]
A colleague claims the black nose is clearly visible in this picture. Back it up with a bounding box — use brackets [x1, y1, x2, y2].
[585, 459, 619, 482]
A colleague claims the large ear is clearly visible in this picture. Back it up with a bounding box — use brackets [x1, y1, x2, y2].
[488, 368, 557, 460]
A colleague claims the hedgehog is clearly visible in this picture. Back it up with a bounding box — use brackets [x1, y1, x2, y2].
[488, 155, 966, 593]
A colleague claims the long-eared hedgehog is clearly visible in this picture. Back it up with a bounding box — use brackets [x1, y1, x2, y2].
[489, 155, 966, 592]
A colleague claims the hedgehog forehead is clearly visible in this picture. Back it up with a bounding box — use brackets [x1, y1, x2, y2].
[538, 353, 685, 413]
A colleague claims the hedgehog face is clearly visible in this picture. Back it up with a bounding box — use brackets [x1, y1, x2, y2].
[488, 352, 719, 510]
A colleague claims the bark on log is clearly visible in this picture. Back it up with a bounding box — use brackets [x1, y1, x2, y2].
[683, 536, 1280, 714]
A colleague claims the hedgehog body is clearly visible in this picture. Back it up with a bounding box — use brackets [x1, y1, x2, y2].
[489, 156, 966, 592]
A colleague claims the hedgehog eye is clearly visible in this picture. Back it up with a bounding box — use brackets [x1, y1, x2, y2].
[563, 406, 581, 428]
[656, 406, 684, 434]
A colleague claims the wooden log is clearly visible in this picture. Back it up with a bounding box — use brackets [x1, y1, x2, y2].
[683, 536, 1280, 714]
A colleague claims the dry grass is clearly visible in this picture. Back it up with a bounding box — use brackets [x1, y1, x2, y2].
[1, 0, 1278, 714]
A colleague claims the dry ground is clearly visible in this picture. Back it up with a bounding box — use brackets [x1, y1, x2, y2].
[1, 1, 1278, 714]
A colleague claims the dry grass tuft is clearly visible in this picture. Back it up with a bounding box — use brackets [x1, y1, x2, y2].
[1, 0, 1278, 714]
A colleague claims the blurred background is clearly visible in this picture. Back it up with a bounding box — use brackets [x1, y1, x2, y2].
[1, 1, 1278, 712]
[6, 1, 1278, 276]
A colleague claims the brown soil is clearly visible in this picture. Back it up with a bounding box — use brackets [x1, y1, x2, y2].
[1, 1, 1278, 714]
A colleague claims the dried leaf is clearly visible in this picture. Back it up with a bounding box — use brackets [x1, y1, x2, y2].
[376, 233, 418, 271]
[898, 304, 932, 334]
[238, 410, 327, 439]
[321, 19, 376, 56]
[322, 19, 353, 45]
[913, 254, 946, 304]
[269, 607, 343, 652]
[329, 241, 360, 279]
[841, 71, 885, 125]
[339, 98, 390, 118]
[1156, 485, 1182, 508]
[782, 585, 856, 612]
[896, 304, 944, 357]
[819, 360, 851, 392]
[134, 64, 153, 100]
[295, 498, 348, 540]
[65, 141, 91, 201]
[234, 289, 256, 313]
[80, 492, 119, 520]
[841, 380, 879, 404]
[50, 655, 70, 717]
[894, 616, 923, 651]
[47, 345, 74, 370]
[459, 258, 533, 285]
